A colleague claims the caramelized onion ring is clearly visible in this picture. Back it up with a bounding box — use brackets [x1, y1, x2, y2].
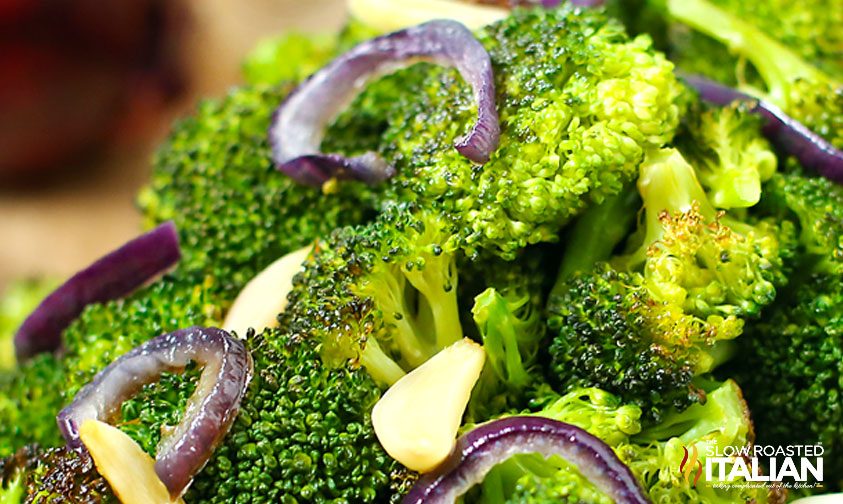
[57, 327, 252, 499]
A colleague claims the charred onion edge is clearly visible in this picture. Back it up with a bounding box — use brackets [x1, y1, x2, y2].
[14, 221, 181, 361]
[681, 73, 843, 184]
[403, 415, 651, 504]
[269, 19, 500, 187]
[57, 327, 253, 499]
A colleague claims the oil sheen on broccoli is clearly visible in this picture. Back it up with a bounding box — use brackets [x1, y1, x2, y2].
[338, 6, 686, 259]
[546, 148, 793, 419]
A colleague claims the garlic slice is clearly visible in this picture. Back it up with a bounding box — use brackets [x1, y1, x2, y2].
[223, 245, 312, 337]
[79, 419, 184, 504]
[372, 338, 485, 472]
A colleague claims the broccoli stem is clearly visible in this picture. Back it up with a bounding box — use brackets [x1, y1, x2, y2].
[623, 148, 715, 268]
[553, 188, 641, 295]
[403, 257, 462, 353]
[666, 0, 826, 108]
[359, 337, 406, 386]
[364, 267, 435, 368]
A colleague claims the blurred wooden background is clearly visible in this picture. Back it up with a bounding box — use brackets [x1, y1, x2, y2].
[0, 0, 345, 290]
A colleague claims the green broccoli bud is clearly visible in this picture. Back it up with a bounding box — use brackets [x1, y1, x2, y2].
[678, 102, 777, 209]
[730, 273, 843, 491]
[667, 0, 843, 149]
[139, 84, 376, 301]
[756, 170, 843, 276]
[345, 6, 686, 259]
[621, 380, 776, 503]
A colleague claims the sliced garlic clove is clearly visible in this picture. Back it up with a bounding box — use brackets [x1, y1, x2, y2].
[347, 0, 507, 32]
[372, 338, 485, 473]
[79, 419, 184, 504]
[223, 244, 312, 337]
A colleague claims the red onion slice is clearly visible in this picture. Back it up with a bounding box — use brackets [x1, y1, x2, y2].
[681, 73, 843, 184]
[269, 19, 500, 187]
[57, 326, 253, 499]
[13, 221, 181, 361]
[403, 416, 650, 504]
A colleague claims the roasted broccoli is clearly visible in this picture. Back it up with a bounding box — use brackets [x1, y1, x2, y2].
[666, 0, 843, 149]
[621, 379, 780, 503]
[139, 84, 376, 300]
[677, 102, 777, 209]
[470, 381, 776, 503]
[546, 148, 793, 418]
[755, 170, 843, 275]
[0, 279, 56, 370]
[342, 6, 686, 259]
[732, 171, 843, 490]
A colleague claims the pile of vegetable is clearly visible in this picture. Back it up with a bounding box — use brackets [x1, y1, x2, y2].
[1, 1, 841, 502]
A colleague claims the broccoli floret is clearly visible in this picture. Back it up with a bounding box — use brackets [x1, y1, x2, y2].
[730, 274, 843, 491]
[467, 387, 641, 504]
[0, 279, 57, 370]
[666, 0, 843, 149]
[1, 445, 115, 504]
[283, 203, 463, 384]
[186, 327, 407, 503]
[467, 284, 545, 422]
[677, 102, 777, 209]
[621, 379, 780, 503]
[139, 84, 376, 299]
[471, 382, 778, 503]
[0, 355, 65, 459]
[755, 171, 843, 276]
[351, 6, 685, 259]
[546, 148, 793, 417]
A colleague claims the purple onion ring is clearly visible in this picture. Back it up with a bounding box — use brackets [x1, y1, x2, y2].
[269, 19, 500, 188]
[681, 73, 843, 184]
[57, 327, 253, 499]
[14, 221, 181, 361]
[403, 416, 650, 504]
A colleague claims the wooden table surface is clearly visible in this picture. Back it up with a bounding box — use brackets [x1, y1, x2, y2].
[0, 0, 345, 290]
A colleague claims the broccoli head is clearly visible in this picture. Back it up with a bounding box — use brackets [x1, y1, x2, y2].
[666, 0, 843, 149]
[621, 379, 781, 503]
[677, 102, 777, 209]
[756, 170, 843, 276]
[283, 203, 464, 385]
[546, 148, 793, 418]
[186, 327, 408, 503]
[139, 84, 376, 300]
[349, 6, 686, 259]
[730, 273, 843, 491]
[466, 386, 642, 504]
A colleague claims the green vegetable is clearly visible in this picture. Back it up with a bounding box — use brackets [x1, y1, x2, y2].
[622, 380, 775, 503]
[755, 170, 843, 276]
[666, 0, 843, 149]
[138, 84, 376, 301]
[546, 148, 794, 418]
[677, 102, 777, 209]
[731, 273, 842, 491]
[0, 279, 57, 370]
[348, 6, 686, 259]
